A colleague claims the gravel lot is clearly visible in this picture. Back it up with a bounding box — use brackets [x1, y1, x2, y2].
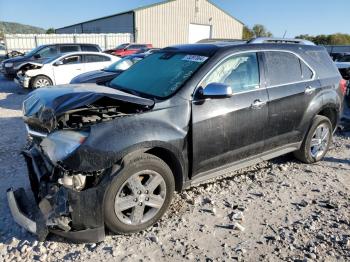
[0, 74, 349, 262]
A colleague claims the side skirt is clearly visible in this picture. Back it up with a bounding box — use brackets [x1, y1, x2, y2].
[187, 142, 301, 188]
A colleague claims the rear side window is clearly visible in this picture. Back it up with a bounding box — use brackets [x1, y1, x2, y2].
[300, 61, 313, 80]
[202, 52, 260, 93]
[60, 45, 79, 53]
[84, 54, 110, 63]
[81, 45, 99, 52]
[61, 55, 81, 65]
[264, 52, 303, 86]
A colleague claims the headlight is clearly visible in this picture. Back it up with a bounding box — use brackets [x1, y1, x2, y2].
[5, 62, 13, 68]
[40, 131, 88, 164]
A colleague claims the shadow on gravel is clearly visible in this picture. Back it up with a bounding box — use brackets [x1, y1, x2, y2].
[0, 75, 30, 111]
[323, 156, 350, 165]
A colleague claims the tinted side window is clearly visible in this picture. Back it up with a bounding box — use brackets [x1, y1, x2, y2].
[61, 55, 81, 65]
[60, 45, 79, 53]
[84, 54, 110, 63]
[202, 53, 260, 93]
[332, 46, 350, 53]
[127, 45, 145, 50]
[300, 61, 313, 80]
[81, 45, 99, 52]
[37, 46, 58, 58]
[264, 52, 302, 86]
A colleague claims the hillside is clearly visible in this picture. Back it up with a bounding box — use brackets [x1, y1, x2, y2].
[0, 21, 46, 34]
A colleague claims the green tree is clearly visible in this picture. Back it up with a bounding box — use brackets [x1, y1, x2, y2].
[252, 24, 273, 38]
[243, 25, 254, 39]
[295, 33, 350, 45]
[46, 28, 55, 34]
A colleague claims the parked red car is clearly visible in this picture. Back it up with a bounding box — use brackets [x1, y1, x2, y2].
[104, 43, 153, 57]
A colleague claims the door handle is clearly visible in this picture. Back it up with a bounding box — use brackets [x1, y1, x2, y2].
[251, 99, 266, 109]
[305, 86, 316, 95]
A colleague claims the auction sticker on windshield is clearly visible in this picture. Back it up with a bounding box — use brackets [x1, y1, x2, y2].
[182, 55, 208, 63]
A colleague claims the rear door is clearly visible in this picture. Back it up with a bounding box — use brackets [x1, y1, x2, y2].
[82, 54, 112, 72]
[192, 52, 269, 176]
[53, 55, 84, 84]
[262, 51, 319, 150]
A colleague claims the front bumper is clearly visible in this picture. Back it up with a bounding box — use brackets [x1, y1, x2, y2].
[7, 145, 107, 243]
[15, 75, 30, 88]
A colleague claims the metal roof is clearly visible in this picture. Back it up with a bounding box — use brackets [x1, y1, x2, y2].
[56, 0, 244, 31]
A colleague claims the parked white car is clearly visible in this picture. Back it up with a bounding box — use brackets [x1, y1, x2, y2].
[15, 52, 120, 88]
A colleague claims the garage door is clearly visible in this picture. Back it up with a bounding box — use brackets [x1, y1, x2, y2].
[189, 24, 211, 43]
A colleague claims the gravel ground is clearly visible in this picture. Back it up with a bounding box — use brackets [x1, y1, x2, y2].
[0, 74, 349, 262]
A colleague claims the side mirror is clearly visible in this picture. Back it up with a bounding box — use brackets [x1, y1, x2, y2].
[33, 54, 41, 59]
[54, 60, 63, 66]
[198, 83, 233, 99]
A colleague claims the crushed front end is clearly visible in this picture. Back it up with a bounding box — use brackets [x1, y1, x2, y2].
[7, 85, 155, 242]
[7, 136, 107, 243]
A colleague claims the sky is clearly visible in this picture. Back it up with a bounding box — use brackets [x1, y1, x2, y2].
[0, 0, 349, 37]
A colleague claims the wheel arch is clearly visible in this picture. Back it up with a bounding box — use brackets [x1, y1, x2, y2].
[317, 106, 338, 131]
[30, 74, 53, 88]
[117, 145, 187, 192]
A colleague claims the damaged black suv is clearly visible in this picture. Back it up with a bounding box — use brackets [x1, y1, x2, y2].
[8, 38, 345, 242]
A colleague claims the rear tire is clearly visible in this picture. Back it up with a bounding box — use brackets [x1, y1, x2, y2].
[104, 153, 175, 234]
[31, 75, 52, 88]
[294, 115, 332, 163]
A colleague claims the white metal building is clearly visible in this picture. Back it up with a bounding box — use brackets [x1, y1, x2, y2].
[56, 0, 244, 47]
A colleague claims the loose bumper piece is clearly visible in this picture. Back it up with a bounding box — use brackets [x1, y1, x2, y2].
[7, 187, 48, 241]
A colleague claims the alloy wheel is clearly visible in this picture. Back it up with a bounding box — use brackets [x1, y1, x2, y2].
[35, 78, 50, 87]
[114, 170, 167, 225]
[310, 123, 330, 159]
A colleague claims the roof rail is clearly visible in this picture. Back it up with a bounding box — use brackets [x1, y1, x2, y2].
[248, 37, 315, 46]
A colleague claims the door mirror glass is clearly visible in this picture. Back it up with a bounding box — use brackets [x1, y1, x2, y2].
[54, 60, 63, 66]
[199, 83, 233, 99]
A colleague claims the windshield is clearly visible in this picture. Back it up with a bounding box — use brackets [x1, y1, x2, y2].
[110, 52, 208, 98]
[25, 46, 45, 57]
[337, 55, 350, 63]
[105, 56, 143, 72]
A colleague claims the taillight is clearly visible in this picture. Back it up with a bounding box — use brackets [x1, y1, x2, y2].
[339, 79, 347, 95]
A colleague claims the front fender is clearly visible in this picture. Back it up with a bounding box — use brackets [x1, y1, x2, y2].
[62, 101, 191, 173]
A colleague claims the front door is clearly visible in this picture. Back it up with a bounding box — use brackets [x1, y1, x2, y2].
[53, 55, 84, 85]
[192, 52, 269, 176]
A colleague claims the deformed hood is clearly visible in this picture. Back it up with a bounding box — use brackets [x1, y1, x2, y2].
[70, 70, 119, 84]
[23, 84, 155, 130]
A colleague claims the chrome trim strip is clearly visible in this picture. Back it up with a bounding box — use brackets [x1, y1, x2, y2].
[25, 125, 47, 138]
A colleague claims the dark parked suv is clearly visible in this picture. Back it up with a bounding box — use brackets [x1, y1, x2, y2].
[7, 38, 345, 242]
[1, 43, 101, 78]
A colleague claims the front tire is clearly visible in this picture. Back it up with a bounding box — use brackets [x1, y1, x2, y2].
[104, 153, 175, 234]
[31, 75, 52, 88]
[294, 115, 332, 163]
